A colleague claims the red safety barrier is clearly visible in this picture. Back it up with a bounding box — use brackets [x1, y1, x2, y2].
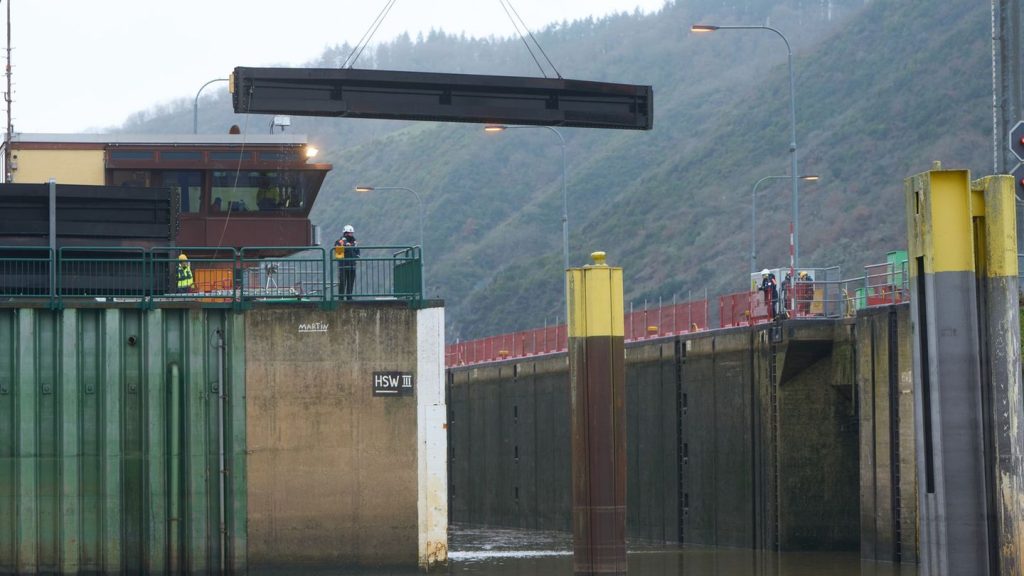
[446, 299, 709, 367]
[624, 300, 709, 340]
[719, 291, 773, 327]
[445, 324, 569, 367]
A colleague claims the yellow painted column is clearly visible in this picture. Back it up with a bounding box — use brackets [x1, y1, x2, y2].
[906, 167, 987, 575]
[973, 174, 1024, 576]
[906, 165, 1024, 575]
[567, 252, 626, 576]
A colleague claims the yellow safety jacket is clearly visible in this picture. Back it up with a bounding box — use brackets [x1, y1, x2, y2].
[177, 263, 194, 290]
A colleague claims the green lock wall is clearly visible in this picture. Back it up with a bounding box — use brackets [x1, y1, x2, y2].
[0, 307, 247, 576]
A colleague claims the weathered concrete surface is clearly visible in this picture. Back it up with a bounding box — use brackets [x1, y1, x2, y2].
[416, 307, 448, 569]
[448, 356, 572, 531]
[448, 320, 861, 553]
[776, 321, 859, 551]
[625, 342, 679, 544]
[857, 304, 917, 564]
[245, 304, 424, 573]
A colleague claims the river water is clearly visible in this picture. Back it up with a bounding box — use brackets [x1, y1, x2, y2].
[435, 524, 919, 575]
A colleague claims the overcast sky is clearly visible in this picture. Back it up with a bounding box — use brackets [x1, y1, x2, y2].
[7, 0, 666, 133]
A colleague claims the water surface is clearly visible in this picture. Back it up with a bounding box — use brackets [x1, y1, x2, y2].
[441, 524, 917, 576]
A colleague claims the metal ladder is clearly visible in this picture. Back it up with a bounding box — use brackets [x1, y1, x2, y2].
[675, 339, 686, 543]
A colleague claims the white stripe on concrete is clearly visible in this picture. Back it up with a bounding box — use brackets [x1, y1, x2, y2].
[417, 306, 448, 569]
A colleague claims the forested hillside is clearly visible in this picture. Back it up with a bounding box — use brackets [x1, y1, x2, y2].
[120, 0, 992, 339]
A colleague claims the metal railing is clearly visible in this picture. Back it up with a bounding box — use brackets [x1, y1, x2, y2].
[445, 298, 709, 367]
[0, 245, 422, 307]
[0, 247, 53, 298]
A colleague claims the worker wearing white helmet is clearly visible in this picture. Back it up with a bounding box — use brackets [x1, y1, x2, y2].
[758, 268, 778, 320]
[335, 224, 360, 299]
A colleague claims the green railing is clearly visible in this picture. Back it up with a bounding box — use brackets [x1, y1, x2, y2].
[0, 247, 52, 298]
[0, 245, 423, 308]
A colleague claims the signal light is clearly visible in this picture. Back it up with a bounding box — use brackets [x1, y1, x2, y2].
[1011, 162, 1024, 199]
[1010, 121, 1024, 162]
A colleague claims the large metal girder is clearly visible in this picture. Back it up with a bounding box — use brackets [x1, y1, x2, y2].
[232, 67, 653, 130]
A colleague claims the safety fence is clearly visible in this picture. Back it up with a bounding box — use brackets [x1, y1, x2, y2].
[445, 298, 709, 367]
[448, 260, 917, 367]
[721, 262, 910, 328]
[0, 245, 422, 307]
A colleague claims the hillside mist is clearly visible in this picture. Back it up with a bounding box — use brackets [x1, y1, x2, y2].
[120, 0, 992, 339]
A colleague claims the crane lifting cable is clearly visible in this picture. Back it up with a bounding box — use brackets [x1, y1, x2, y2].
[341, 0, 399, 69]
[498, 0, 562, 79]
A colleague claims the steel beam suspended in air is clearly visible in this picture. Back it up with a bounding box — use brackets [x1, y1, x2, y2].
[231, 67, 653, 130]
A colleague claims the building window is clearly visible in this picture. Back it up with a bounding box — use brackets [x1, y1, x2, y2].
[160, 151, 202, 162]
[109, 150, 154, 160]
[112, 169, 152, 187]
[211, 151, 251, 162]
[258, 151, 300, 162]
[210, 170, 313, 213]
[162, 171, 202, 214]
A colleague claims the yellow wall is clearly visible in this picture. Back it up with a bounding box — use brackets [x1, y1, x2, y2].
[13, 149, 105, 184]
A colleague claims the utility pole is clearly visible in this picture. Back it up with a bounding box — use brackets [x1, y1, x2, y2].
[4, 0, 12, 183]
[997, 0, 1022, 174]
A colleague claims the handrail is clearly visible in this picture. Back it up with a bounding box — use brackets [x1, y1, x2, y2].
[0, 245, 422, 307]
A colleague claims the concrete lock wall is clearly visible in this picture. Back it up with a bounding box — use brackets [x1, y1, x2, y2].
[447, 320, 860, 551]
[0, 301, 446, 576]
[857, 304, 917, 564]
[245, 303, 446, 574]
[0, 307, 247, 576]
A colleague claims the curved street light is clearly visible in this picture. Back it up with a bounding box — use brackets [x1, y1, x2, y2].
[751, 174, 819, 273]
[193, 78, 229, 134]
[692, 23, 801, 301]
[484, 124, 569, 272]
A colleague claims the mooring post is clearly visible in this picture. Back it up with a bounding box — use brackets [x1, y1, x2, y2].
[906, 166, 1024, 575]
[973, 174, 1024, 575]
[567, 251, 626, 575]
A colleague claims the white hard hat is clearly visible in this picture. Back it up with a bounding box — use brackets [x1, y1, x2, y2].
[760, 268, 770, 275]
[343, 225, 354, 234]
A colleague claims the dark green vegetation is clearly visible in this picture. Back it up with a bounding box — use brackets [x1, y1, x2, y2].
[122, 0, 991, 339]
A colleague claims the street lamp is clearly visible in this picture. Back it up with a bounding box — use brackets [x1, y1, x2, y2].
[484, 124, 569, 271]
[751, 174, 819, 273]
[692, 23, 801, 300]
[354, 185, 425, 297]
[193, 78, 229, 134]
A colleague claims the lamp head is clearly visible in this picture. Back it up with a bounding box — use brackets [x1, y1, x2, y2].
[354, 186, 374, 193]
[691, 24, 719, 32]
[800, 175, 821, 181]
[483, 124, 508, 133]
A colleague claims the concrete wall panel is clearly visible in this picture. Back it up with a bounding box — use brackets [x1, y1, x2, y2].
[447, 317, 876, 555]
[245, 305, 419, 571]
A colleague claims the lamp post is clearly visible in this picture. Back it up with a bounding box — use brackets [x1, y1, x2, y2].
[354, 185, 425, 297]
[751, 174, 819, 273]
[693, 24, 801, 302]
[484, 124, 569, 271]
[193, 78, 229, 134]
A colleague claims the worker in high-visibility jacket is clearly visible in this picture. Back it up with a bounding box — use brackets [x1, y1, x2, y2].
[176, 253, 195, 292]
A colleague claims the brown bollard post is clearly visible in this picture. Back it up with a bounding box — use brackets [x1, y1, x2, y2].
[567, 251, 626, 575]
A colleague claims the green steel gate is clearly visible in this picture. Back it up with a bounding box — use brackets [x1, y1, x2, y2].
[0, 307, 246, 575]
